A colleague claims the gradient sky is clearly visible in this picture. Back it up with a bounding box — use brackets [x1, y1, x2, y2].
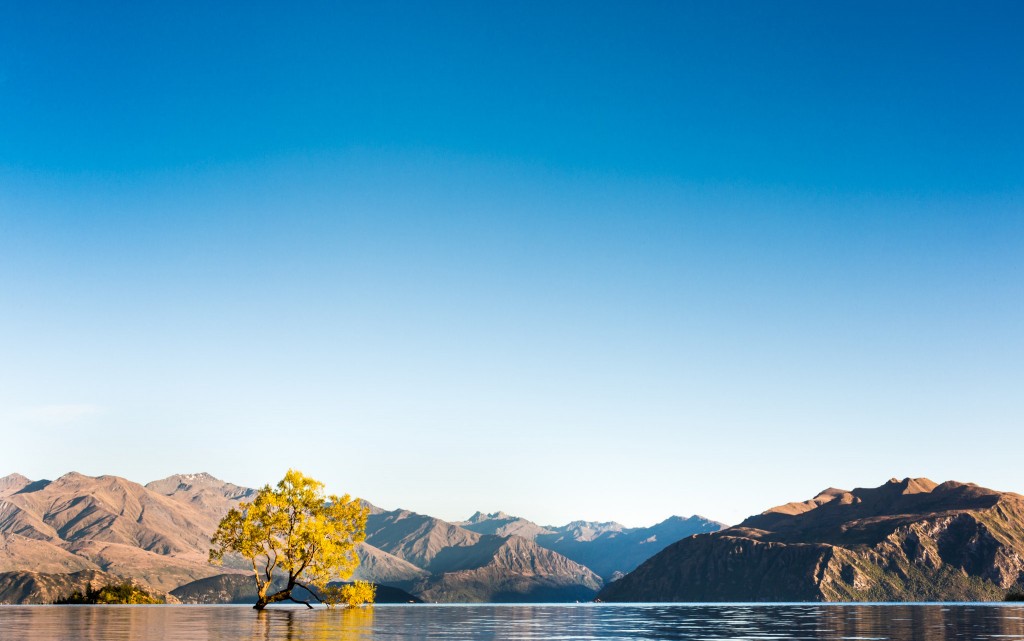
[1, 2, 1022, 526]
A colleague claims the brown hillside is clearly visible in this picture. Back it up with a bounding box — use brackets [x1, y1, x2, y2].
[599, 477, 1024, 603]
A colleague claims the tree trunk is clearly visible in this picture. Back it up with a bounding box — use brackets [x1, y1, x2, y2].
[253, 580, 303, 610]
[253, 572, 270, 610]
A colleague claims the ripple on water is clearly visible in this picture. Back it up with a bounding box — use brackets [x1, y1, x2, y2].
[0, 603, 1023, 641]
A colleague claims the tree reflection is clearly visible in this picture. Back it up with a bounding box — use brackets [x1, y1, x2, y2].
[254, 607, 375, 641]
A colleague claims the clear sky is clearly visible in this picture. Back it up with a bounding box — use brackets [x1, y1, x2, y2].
[1, 2, 1022, 526]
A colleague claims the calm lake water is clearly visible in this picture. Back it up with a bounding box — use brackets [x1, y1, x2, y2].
[1, 604, 1023, 641]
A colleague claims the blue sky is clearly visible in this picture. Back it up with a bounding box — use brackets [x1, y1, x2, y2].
[1, 2, 1022, 526]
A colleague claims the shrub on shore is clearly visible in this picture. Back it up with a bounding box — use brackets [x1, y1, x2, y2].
[321, 581, 376, 608]
[54, 583, 163, 605]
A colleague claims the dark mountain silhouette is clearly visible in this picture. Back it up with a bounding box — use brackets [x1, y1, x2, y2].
[0, 569, 177, 604]
[599, 478, 1024, 602]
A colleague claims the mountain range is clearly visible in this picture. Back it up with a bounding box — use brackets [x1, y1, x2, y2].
[599, 477, 1024, 602]
[14, 471, 1017, 604]
[457, 510, 724, 581]
[0, 471, 721, 604]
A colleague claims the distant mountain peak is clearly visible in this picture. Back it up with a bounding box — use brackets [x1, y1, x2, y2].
[0, 473, 33, 498]
[465, 510, 511, 523]
[55, 471, 89, 482]
[689, 514, 729, 528]
[813, 487, 849, 500]
[881, 476, 938, 495]
[358, 499, 386, 515]
[148, 472, 226, 489]
[179, 472, 219, 482]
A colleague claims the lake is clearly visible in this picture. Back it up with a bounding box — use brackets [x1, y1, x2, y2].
[1, 603, 1023, 640]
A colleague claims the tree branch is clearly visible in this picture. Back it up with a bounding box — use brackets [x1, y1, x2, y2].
[294, 580, 323, 604]
[265, 546, 278, 585]
[288, 595, 314, 609]
[251, 558, 265, 592]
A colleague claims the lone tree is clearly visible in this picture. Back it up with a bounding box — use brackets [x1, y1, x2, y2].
[209, 469, 369, 610]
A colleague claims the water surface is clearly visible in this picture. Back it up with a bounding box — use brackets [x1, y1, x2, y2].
[2, 603, 1023, 640]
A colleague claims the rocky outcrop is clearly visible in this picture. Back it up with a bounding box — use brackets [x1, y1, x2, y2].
[599, 478, 1024, 602]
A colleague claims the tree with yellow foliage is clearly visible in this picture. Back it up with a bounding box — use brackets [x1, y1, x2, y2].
[320, 581, 377, 608]
[209, 469, 369, 610]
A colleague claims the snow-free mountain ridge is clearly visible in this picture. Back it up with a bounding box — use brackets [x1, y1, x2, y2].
[0, 471, 718, 604]
[599, 477, 1024, 602]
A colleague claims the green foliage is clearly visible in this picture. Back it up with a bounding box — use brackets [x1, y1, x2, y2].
[831, 553, 1011, 602]
[209, 469, 368, 610]
[321, 581, 377, 608]
[54, 583, 163, 604]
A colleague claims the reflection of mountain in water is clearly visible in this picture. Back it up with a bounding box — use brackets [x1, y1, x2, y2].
[3, 604, 1024, 640]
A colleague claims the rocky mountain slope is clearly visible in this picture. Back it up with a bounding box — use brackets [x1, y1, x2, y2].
[365, 508, 603, 601]
[599, 478, 1024, 602]
[3, 471, 680, 603]
[0, 474, 32, 498]
[145, 472, 256, 528]
[350, 542, 430, 584]
[408, 535, 603, 602]
[459, 511, 725, 580]
[0, 472, 244, 591]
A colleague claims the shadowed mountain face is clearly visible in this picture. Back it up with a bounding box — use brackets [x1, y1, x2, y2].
[365, 509, 604, 602]
[0, 569, 178, 605]
[599, 478, 1024, 603]
[410, 535, 602, 603]
[458, 511, 726, 580]
[366, 510, 483, 572]
[350, 542, 430, 584]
